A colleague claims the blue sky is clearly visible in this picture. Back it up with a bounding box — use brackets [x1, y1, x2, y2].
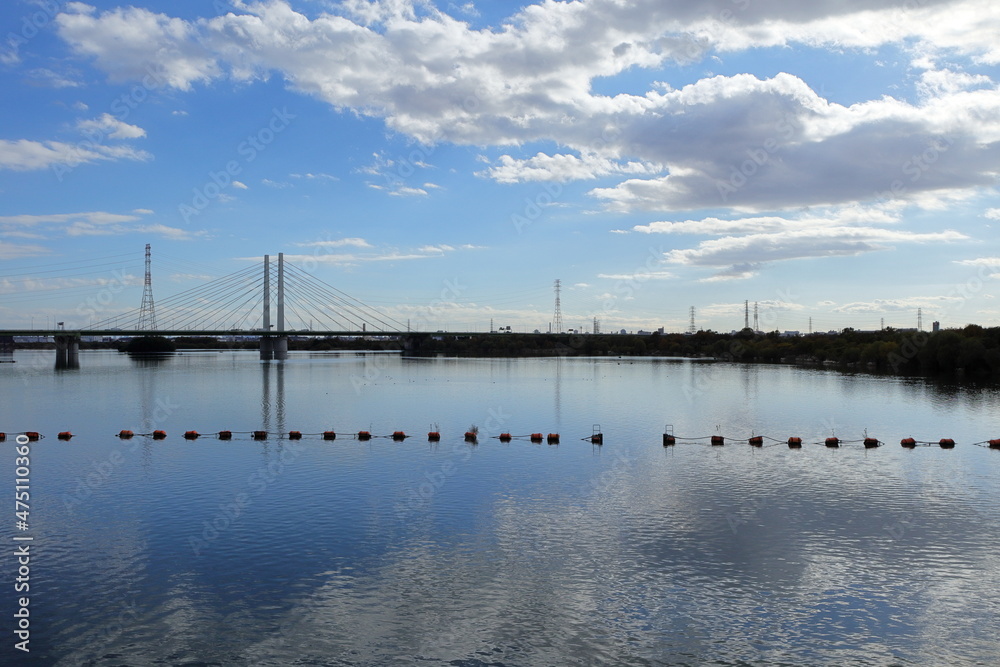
[2, 0, 999, 333]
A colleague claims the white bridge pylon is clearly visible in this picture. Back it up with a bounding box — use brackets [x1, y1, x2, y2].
[88, 253, 407, 341]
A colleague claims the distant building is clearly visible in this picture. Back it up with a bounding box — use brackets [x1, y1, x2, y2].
[932, 321, 941, 332]
[780, 331, 800, 337]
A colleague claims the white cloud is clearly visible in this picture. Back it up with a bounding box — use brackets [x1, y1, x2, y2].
[77, 113, 146, 139]
[294, 237, 372, 249]
[277, 239, 478, 265]
[28, 67, 82, 88]
[0, 211, 144, 227]
[0, 241, 49, 260]
[833, 296, 964, 314]
[290, 172, 338, 181]
[261, 178, 291, 188]
[52, 0, 1000, 211]
[597, 271, 675, 281]
[0, 209, 199, 240]
[393, 186, 428, 197]
[985, 208, 1000, 220]
[232, 180, 248, 189]
[0, 138, 151, 171]
[954, 257, 1000, 267]
[659, 214, 967, 280]
[483, 152, 664, 184]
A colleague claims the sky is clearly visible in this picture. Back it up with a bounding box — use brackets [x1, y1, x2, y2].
[1, 0, 999, 334]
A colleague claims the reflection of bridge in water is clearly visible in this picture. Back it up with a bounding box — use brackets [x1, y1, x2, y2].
[0, 253, 445, 368]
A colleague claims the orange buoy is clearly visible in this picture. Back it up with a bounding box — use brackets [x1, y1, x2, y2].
[900, 437, 916, 448]
[58, 431, 73, 440]
[547, 433, 559, 444]
[323, 431, 336, 440]
[748, 436, 763, 447]
[218, 430, 233, 440]
[118, 430, 134, 439]
[663, 434, 676, 446]
[252, 431, 268, 440]
[24, 432, 40, 441]
[591, 433, 603, 444]
[288, 431, 302, 440]
[498, 433, 512, 441]
[152, 430, 166, 440]
[787, 437, 802, 448]
[530, 433, 544, 442]
[989, 439, 1000, 449]
[464, 431, 478, 441]
[825, 437, 839, 448]
[428, 431, 441, 441]
[358, 431, 371, 441]
[183, 431, 200, 440]
[939, 438, 955, 449]
[392, 431, 407, 441]
[864, 437, 879, 448]
[0, 432, 6, 442]
[711, 435, 724, 446]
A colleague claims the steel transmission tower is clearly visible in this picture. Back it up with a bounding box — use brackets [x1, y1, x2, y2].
[917, 308, 923, 331]
[553, 279, 563, 333]
[688, 306, 696, 334]
[138, 243, 157, 330]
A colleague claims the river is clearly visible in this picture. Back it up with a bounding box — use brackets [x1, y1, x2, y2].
[3, 350, 1000, 665]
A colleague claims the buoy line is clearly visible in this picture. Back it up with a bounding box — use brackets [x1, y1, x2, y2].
[2, 429, 998, 449]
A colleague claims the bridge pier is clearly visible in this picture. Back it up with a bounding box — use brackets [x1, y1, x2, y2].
[54, 334, 80, 370]
[260, 336, 288, 360]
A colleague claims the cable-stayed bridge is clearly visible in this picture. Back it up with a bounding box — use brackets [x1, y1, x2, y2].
[1, 253, 424, 364]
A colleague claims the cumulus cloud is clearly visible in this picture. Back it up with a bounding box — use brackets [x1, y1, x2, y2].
[483, 152, 664, 184]
[51, 0, 1000, 211]
[639, 207, 967, 280]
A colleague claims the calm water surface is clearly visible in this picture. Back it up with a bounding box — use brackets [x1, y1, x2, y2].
[3, 350, 1000, 666]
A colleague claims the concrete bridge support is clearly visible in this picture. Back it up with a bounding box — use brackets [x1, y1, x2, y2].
[259, 336, 288, 360]
[54, 334, 80, 370]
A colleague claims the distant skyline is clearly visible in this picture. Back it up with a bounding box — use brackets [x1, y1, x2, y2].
[2, 0, 999, 334]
